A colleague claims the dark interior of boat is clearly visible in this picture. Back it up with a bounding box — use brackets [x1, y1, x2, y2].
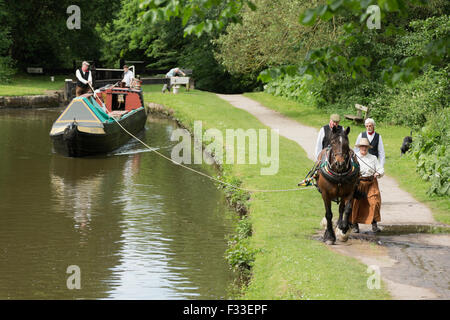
[111, 93, 126, 111]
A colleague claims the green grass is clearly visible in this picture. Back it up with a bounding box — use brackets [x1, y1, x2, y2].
[244, 92, 450, 225]
[0, 74, 69, 96]
[142, 84, 390, 299]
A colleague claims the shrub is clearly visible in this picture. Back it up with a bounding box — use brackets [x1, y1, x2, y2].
[219, 173, 251, 215]
[384, 67, 449, 127]
[0, 56, 15, 82]
[412, 109, 449, 196]
[225, 217, 259, 274]
[265, 74, 317, 106]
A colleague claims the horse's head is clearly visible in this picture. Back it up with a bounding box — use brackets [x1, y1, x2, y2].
[329, 126, 351, 173]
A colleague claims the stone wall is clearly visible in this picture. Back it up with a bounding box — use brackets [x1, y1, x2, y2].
[0, 91, 63, 109]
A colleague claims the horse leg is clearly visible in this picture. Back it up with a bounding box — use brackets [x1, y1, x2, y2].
[323, 198, 336, 245]
[336, 199, 352, 242]
[341, 198, 352, 233]
[337, 200, 345, 230]
[335, 198, 353, 243]
[337, 199, 351, 233]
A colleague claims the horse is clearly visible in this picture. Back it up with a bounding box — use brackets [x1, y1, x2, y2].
[316, 126, 360, 245]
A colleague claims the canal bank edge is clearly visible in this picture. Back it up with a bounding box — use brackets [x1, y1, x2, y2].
[0, 90, 65, 109]
[147, 102, 260, 295]
[147, 102, 250, 213]
[146, 100, 390, 300]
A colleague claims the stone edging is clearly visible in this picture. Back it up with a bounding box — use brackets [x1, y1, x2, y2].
[0, 91, 64, 109]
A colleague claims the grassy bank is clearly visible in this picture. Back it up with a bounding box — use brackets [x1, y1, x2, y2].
[244, 92, 450, 225]
[0, 74, 68, 96]
[142, 84, 390, 299]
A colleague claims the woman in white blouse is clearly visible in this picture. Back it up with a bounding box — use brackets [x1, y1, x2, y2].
[350, 138, 384, 233]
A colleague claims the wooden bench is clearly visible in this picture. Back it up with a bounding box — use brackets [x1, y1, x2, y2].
[27, 67, 43, 74]
[345, 104, 370, 124]
[170, 76, 192, 92]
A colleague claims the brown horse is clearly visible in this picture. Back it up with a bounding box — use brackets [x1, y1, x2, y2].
[316, 126, 360, 245]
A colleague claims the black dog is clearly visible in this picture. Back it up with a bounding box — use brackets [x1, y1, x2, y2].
[401, 132, 413, 155]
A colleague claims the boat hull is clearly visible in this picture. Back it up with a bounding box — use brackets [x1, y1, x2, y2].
[51, 108, 147, 157]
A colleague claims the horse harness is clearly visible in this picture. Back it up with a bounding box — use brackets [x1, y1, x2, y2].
[319, 147, 360, 186]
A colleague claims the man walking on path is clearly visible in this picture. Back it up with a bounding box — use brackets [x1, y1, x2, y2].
[354, 118, 385, 167]
[216, 93, 442, 299]
[75, 61, 92, 96]
[314, 114, 343, 160]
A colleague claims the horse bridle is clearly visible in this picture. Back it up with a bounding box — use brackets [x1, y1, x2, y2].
[328, 148, 352, 173]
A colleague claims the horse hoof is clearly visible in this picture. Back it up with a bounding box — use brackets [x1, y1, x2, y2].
[336, 227, 350, 242]
[325, 240, 335, 245]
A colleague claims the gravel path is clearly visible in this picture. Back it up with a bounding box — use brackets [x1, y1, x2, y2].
[217, 93, 449, 299]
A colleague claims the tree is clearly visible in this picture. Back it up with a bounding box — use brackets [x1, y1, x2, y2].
[139, 0, 256, 36]
[4, 0, 120, 70]
[138, 0, 449, 86]
[0, 0, 14, 81]
[214, 0, 336, 77]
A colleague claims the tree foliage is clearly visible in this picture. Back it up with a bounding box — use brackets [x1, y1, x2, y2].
[139, 0, 256, 36]
[412, 109, 450, 196]
[0, 0, 14, 81]
[262, 0, 449, 86]
[99, 0, 253, 92]
[214, 0, 337, 77]
[3, 0, 120, 70]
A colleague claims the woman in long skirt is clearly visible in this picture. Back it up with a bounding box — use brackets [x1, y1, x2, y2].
[350, 138, 384, 233]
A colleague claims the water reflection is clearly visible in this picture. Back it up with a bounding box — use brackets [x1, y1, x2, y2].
[0, 110, 235, 299]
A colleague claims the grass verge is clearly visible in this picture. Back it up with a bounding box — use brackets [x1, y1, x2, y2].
[244, 92, 450, 225]
[0, 74, 69, 96]
[143, 84, 390, 299]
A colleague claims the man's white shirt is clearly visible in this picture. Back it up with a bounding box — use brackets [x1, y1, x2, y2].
[122, 70, 133, 87]
[315, 126, 326, 160]
[354, 132, 385, 167]
[75, 69, 92, 85]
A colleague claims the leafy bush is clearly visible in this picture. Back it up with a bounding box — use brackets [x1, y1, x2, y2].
[225, 237, 257, 272]
[265, 74, 317, 106]
[225, 217, 259, 274]
[412, 109, 449, 196]
[219, 173, 250, 214]
[0, 56, 15, 82]
[382, 67, 449, 127]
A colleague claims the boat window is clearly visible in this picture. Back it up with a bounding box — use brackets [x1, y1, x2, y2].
[112, 93, 126, 111]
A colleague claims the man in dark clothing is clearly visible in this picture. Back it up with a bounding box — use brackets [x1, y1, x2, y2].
[314, 114, 343, 160]
[75, 61, 92, 96]
[354, 118, 385, 167]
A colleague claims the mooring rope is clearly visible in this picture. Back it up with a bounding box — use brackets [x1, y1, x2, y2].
[110, 115, 314, 193]
[88, 89, 314, 193]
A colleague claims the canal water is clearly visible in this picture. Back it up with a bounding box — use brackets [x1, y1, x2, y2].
[0, 109, 236, 299]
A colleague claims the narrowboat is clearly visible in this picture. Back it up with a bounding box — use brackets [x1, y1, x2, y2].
[50, 83, 147, 157]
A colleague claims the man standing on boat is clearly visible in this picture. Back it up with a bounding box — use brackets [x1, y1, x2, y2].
[75, 61, 93, 96]
[162, 67, 186, 93]
[121, 65, 134, 87]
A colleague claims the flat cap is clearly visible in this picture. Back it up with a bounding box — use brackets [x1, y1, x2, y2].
[330, 114, 340, 122]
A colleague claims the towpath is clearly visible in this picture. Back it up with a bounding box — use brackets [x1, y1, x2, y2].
[217, 94, 450, 300]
